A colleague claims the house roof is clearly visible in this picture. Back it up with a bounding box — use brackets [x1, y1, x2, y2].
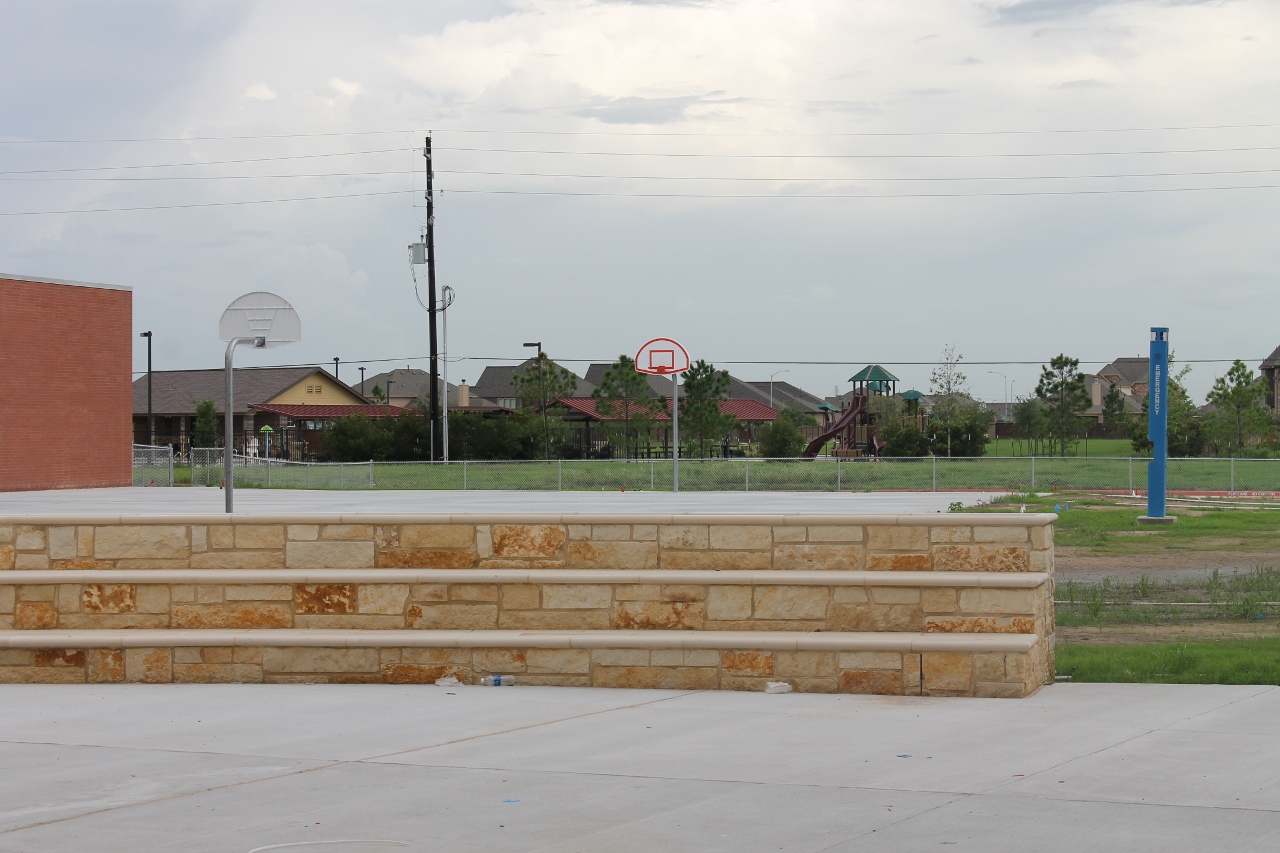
[473, 359, 596, 402]
[557, 397, 778, 422]
[1096, 357, 1149, 385]
[249, 403, 407, 419]
[361, 367, 467, 406]
[132, 367, 364, 415]
[745, 380, 830, 413]
[1260, 345, 1280, 370]
[848, 365, 899, 383]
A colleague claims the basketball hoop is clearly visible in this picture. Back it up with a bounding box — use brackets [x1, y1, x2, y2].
[635, 338, 690, 375]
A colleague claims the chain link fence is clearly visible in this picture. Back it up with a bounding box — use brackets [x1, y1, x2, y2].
[138, 453, 1280, 493]
[132, 445, 174, 487]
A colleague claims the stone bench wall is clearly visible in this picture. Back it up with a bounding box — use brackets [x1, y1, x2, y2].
[0, 639, 1043, 697]
[0, 516, 1052, 573]
[0, 573, 1050, 636]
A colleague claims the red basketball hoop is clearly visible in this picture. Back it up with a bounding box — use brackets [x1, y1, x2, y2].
[635, 337, 690, 375]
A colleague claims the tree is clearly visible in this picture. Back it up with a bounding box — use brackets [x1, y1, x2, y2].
[192, 397, 219, 447]
[369, 384, 388, 405]
[927, 401, 993, 457]
[592, 355, 661, 459]
[447, 410, 542, 460]
[1206, 360, 1271, 456]
[1130, 361, 1206, 457]
[1011, 397, 1049, 456]
[1101, 383, 1129, 426]
[512, 353, 581, 458]
[929, 345, 971, 455]
[757, 409, 808, 457]
[880, 421, 931, 457]
[680, 359, 737, 457]
[1035, 354, 1090, 456]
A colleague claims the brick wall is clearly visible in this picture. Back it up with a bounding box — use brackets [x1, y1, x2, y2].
[0, 277, 132, 491]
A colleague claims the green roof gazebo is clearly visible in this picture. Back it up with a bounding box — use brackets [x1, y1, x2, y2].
[848, 365, 899, 397]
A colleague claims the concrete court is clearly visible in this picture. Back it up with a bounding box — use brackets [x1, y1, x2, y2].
[2, 684, 1279, 852]
[0, 487, 1003, 516]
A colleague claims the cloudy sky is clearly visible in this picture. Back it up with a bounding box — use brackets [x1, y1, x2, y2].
[3, 0, 1279, 403]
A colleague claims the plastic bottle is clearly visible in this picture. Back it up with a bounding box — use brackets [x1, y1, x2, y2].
[480, 675, 516, 686]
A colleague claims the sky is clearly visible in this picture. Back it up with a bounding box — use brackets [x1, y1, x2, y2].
[2, 0, 1279, 405]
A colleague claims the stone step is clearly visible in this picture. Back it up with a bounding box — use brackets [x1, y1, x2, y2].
[1, 569, 1051, 636]
[0, 629, 1041, 697]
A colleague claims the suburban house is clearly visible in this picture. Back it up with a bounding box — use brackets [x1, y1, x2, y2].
[1082, 357, 1148, 423]
[1260, 345, 1280, 411]
[361, 367, 479, 409]
[472, 359, 597, 409]
[131, 367, 398, 458]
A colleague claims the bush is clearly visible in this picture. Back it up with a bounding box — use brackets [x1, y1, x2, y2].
[758, 416, 807, 458]
[880, 422, 931, 457]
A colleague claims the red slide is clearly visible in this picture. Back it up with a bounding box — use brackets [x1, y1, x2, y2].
[801, 396, 866, 458]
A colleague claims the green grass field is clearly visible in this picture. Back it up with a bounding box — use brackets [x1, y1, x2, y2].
[1057, 637, 1280, 684]
[984, 438, 1136, 458]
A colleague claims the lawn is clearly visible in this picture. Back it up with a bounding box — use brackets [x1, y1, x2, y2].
[984, 438, 1136, 458]
[1057, 637, 1280, 684]
[980, 493, 1280, 554]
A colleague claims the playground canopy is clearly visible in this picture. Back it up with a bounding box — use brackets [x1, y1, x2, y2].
[847, 365, 900, 383]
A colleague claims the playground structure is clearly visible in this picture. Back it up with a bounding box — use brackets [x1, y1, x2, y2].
[802, 365, 899, 459]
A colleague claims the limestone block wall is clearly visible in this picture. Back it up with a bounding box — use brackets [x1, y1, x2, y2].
[0, 513, 1055, 696]
[0, 515, 1053, 574]
[0, 642, 1043, 697]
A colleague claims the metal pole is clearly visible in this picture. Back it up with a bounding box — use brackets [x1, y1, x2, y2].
[463, 460, 467, 490]
[1141, 327, 1172, 522]
[745, 458, 749, 492]
[224, 336, 263, 513]
[672, 373, 680, 492]
[932, 455, 936, 492]
[442, 289, 450, 463]
[425, 135, 442, 462]
[333, 357, 339, 381]
[140, 331, 154, 445]
[1031, 455, 1036, 490]
[650, 459, 654, 490]
[558, 459, 563, 491]
[1230, 456, 1235, 496]
[1128, 457, 1133, 496]
[837, 457, 842, 491]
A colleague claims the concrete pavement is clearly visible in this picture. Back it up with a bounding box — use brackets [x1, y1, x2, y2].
[0, 487, 1005, 517]
[1, 682, 1278, 851]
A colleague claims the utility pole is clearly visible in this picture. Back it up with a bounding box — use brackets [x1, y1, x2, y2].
[140, 331, 153, 444]
[359, 366, 366, 397]
[333, 357, 339, 381]
[425, 135, 442, 461]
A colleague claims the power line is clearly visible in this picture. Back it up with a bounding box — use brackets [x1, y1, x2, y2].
[432, 143, 1280, 159]
[0, 147, 414, 176]
[11, 120, 1280, 144]
[130, 355, 1263, 375]
[11, 180, 1280, 216]
[11, 165, 1280, 184]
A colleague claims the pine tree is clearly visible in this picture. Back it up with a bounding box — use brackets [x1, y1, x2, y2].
[592, 355, 660, 458]
[1035, 354, 1090, 456]
[680, 359, 737, 457]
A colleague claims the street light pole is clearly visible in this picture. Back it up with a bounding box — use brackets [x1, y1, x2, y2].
[359, 366, 366, 397]
[140, 331, 153, 445]
[769, 369, 789, 409]
[524, 342, 547, 458]
[333, 357, 339, 382]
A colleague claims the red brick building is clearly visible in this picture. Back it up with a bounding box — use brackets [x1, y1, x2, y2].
[0, 273, 133, 491]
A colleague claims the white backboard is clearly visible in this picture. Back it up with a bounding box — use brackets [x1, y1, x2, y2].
[219, 292, 301, 347]
[635, 337, 690, 375]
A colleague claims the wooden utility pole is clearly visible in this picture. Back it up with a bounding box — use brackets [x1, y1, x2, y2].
[425, 136, 442, 461]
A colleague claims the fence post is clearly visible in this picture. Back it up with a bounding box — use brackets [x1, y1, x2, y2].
[463, 460, 468, 490]
[267, 458, 271, 488]
[1030, 456, 1036, 490]
[932, 456, 936, 492]
[340, 463, 345, 489]
[1128, 457, 1132, 496]
[168, 450, 174, 487]
[369, 461, 374, 488]
[836, 457, 841, 491]
[558, 459, 563, 491]
[1230, 457, 1235, 496]
[745, 458, 749, 492]
[650, 459, 654, 490]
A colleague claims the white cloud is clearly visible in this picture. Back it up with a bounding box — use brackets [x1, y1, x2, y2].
[242, 82, 277, 100]
[329, 78, 363, 97]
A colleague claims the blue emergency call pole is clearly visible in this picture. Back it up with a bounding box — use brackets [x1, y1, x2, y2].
[1138, 327, 1176, 524]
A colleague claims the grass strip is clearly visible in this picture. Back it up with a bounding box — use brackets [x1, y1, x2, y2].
[1058, 637, 1280, 684]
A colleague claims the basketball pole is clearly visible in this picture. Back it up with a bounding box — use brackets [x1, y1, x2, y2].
[672, 372, 680, 492]
[225, 335, 265, 514]
[424, 135, 442, 463]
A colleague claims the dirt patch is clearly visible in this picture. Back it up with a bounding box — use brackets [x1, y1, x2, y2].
[1059, 622, 1280, 646]
[1058, 549, 1280, 575]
